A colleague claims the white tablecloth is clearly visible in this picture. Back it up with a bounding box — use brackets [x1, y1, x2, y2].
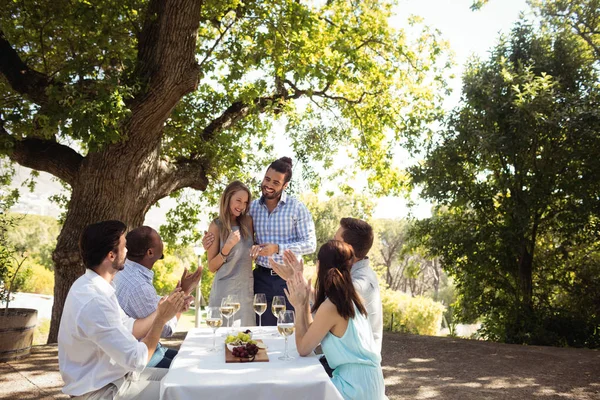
[160, 327, 343, 400]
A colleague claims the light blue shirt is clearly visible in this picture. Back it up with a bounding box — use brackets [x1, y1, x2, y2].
[113, 259, 177, 337]
[249, 191, 317, 267]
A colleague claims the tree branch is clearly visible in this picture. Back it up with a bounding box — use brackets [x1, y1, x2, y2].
[0, 30, 49, 105]
[129, 0, 203, 139]
[0, 123, 82, 186]
[154, 158, 209, 202]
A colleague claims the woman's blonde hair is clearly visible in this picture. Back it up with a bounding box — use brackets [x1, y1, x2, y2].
[218, 181, 252, 244]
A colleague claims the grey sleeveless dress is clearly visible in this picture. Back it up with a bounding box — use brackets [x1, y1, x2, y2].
[208, 220, 256, 326]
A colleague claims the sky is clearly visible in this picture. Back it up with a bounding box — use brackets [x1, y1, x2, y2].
[9, 0, 531, 228]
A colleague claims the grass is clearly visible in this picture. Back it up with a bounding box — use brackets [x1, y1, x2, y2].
[176, 308, 206, 332]
[33, 318, 50, 345]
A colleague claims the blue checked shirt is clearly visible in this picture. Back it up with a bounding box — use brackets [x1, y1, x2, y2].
[250, 191, 317, 267]
[113, 259, 178, 337]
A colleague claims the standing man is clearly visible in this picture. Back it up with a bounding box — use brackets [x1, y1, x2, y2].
[114, 226, 201, 368]
[250, 157, 317, 325]
[203, 157, 317, 325]
[58, 220, 187, 399]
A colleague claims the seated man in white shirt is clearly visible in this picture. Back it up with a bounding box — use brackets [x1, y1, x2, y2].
[333, 217, 383, 352]
[58, 220, 190, 400]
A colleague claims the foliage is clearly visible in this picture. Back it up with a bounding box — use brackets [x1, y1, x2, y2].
[7, 213, 61, 270]
[302, 194, 375, 263]
[19, 261, 54, 295]
[0, 167, 23, 305]
[0, 0, 451, 239]
[410, 19, 600, 347]
[381, 285, 445, 336]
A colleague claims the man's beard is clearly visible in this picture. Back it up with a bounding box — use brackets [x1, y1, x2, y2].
[261, 185, 283, 200]
[112, 257, 125, 271]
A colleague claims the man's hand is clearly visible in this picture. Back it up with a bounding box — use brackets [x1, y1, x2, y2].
[157, 289, 186, 323]
[202, 231, 215, 250]
[258, 243, 278, 257]
[179, 265, 203, 296]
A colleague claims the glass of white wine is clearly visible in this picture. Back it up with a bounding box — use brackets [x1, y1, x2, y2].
[227, 294, 241, 332]
[206, 307, 223, 352]
[277, 310, 295, 361]
[253, 293, 267, 331]
[271, 296, 286, 336]
[219, 297, 234, 335]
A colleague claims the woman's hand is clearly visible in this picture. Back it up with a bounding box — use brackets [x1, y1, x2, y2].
[250, 245, 261, 260]
[284, 271, 311, 309]
[223, 230, 241, 253]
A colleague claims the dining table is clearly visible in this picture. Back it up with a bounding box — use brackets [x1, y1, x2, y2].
[160, 326, 344, 400]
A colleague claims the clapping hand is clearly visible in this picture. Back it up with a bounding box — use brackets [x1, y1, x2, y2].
[157, 288, 186, 323]
[178, 265, 203, 296]
[284, 271, 311, 308]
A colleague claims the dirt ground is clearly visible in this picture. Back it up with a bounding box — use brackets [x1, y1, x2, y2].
[1, 331, 599, 399]
[382, 332, 600, 400]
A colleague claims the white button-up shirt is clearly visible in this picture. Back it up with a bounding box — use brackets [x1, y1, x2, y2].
[351, 258, 383, 353]
[114, 259, 177, 337]
[58, 269, 148, 396]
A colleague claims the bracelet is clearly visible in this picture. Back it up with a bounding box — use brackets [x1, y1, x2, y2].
[220, 250, 229, 263]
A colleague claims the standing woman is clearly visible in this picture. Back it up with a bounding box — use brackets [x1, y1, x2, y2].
[207, 181, 256, 326]
[285, 240, 386, 399]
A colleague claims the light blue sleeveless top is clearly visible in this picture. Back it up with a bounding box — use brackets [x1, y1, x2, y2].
[321, 305, 387, 400]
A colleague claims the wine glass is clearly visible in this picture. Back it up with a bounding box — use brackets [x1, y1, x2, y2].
[253, 293, 267, 331]
[277, 310, 295, 361]
[220, 297, 234, 335]
[227, 294, 240, 332]
[205, 307, 223, 352]
[271, 296, 286, 336]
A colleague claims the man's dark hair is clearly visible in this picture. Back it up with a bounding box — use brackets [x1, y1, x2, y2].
[79, 220, 127, 269]
[126, 226, 158, 260]
[268, 156, 293, 183]
[339, 217, 374, 259]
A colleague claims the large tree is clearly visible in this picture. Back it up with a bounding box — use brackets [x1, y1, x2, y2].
[0, 0, 449, 342]
[410, 19, 600, 346]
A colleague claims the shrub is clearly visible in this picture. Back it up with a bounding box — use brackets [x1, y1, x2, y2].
[381, 286, 445, 336]
[20, 262, 54, 295]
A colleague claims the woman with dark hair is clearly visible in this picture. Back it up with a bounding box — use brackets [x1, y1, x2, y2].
[285, 240, 386, 399]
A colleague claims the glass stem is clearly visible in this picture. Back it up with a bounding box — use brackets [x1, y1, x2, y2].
[213, 330, 216, 350]
[284, 336, 288, 358]
[259, 314, 262, 328]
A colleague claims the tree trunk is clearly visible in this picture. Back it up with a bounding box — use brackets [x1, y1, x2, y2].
[48, 146, 161, 343]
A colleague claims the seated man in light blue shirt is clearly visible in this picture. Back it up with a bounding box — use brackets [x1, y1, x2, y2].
[114, 226, 201, 368]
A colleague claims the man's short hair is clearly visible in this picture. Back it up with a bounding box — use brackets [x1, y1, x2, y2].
[79, 220, 127, 269]
[125, 226, 158, 259]
[339, 217, 374, 259]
